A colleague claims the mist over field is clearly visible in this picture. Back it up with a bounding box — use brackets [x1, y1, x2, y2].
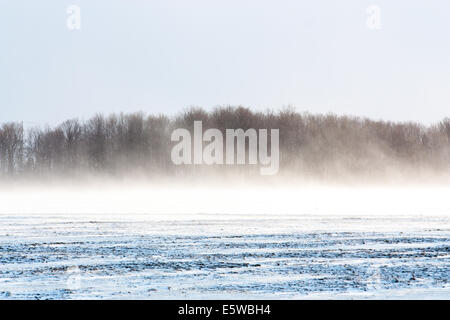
[1, 107, 449, 300]
[1, 181, 449, 299]
[0, 182, 449, 217]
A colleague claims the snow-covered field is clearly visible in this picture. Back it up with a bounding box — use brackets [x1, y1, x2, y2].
[0, 212, 449, 299]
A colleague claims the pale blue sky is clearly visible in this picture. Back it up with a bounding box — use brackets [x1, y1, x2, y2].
[1, 0, 449, 125]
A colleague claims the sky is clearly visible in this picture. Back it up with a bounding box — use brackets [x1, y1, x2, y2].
[0, 0, 449, 126]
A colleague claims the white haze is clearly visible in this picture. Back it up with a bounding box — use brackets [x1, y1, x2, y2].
[1, 183, 449, 218]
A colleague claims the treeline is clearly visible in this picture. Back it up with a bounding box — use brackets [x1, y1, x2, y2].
[0, 107, 449, 179]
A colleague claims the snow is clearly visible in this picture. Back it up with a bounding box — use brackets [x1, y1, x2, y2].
[0, 211, 449, 299]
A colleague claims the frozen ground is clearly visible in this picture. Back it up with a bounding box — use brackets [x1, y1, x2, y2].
[0, 213, 449, 299]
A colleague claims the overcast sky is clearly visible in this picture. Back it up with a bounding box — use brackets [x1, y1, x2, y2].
[1, 0, 449, 126]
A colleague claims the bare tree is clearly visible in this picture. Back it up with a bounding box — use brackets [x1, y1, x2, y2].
[0, 123, 24, 175]
[0, 108, 449, 179]
[60, 119, 82, 170]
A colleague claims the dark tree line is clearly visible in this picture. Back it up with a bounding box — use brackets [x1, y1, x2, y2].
[0, 107, 449, 179]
